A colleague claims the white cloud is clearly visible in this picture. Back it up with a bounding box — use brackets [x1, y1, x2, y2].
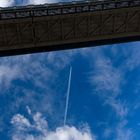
[44, 126, 94, 140]
[27, 0, 82, 5]
[12, 126, 95, 140]
[33, 112, 48, 133]
[0, 0, 14, 7]
[11, 114, 31, 131]
[11, 110, 95, 140]
[28, 0, 58, 4]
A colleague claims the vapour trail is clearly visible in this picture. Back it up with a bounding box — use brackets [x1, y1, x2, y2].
[64, 67, 72, 126]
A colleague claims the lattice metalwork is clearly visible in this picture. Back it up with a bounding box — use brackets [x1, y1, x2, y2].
[0, 0, 140, 56]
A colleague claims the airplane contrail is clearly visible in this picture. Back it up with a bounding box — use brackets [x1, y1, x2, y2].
[64, 66, 72, 126]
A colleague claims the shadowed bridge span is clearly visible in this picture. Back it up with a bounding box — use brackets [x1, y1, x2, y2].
[0, 0, 140, 56]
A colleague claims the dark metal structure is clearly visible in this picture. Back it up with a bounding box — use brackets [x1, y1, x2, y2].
[0, 0, 140, 56]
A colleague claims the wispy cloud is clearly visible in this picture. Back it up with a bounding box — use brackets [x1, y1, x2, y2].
[0, 50, 78, 90]
[103, 128, 112, 138]
[116, 120, 134, 140]
[86, 47, 127, 118]
[88, 48, 122, 97]
[0, 65, 20, 89]
[105, 98, 128, 118]
[124, 42, 140, 71]
[102, 120, 134, 140]
[84, 44, 139, 139]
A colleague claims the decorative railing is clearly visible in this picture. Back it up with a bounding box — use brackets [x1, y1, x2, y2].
[0, 0, 140, 19]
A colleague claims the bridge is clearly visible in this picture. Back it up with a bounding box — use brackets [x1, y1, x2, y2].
[0, 0, 140, 56]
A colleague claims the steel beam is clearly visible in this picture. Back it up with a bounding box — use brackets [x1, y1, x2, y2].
[0, 0, 139, 56]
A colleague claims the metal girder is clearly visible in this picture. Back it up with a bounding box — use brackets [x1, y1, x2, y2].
[0, 0, 140, 56]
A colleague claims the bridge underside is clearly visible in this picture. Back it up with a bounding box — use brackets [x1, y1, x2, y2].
[0, 5, 140, 56]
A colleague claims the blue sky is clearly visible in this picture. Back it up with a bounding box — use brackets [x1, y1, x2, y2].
[0, 0, 140, 140]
